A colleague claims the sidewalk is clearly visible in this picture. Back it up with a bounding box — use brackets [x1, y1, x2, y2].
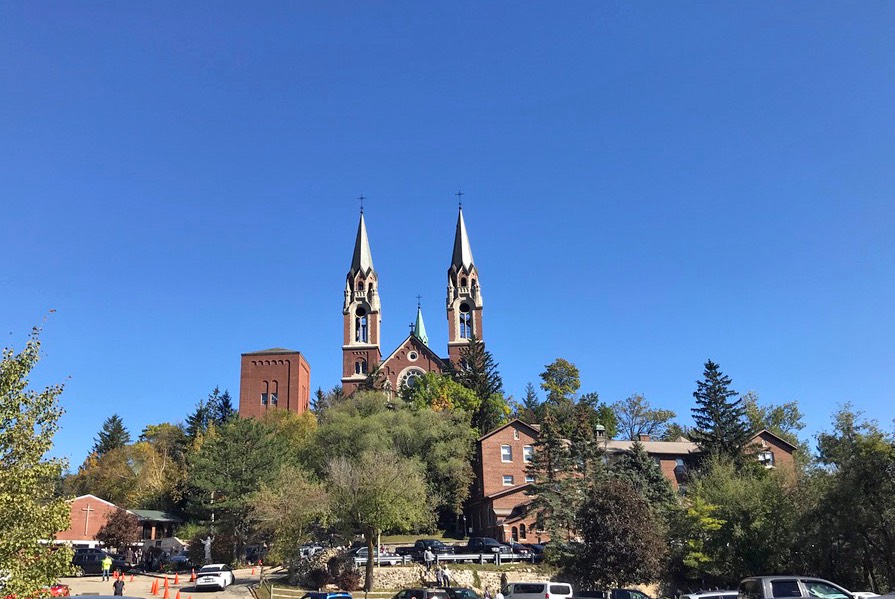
[61, 569, 260, 598]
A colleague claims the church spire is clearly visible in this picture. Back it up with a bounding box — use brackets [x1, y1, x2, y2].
[413, 300, 429, 347]
[349, 210, 375, 276]
[451, 206, 475, 270]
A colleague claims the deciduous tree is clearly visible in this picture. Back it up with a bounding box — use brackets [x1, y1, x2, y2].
[612, 394, 676, 441]
[95, 509, 141, 551]
[0, 327, 73, 593]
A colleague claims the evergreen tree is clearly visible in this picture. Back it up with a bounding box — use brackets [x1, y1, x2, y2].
[208, 386, 236, 425]
[91, 413, 131, 456]
[514, 382, 542, 424]
[611, 441, 677, 513]
[689, 360, 751, 463]
[526, 411, 578, 541]
[184, 400, 210, 441]
[0, 326, 74, 592]
[455, 336, 509, 434]
[569, 402, 606, 482]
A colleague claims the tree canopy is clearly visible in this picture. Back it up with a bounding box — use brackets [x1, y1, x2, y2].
[689, 360, 751, 464]
[92, 414, 131, 457]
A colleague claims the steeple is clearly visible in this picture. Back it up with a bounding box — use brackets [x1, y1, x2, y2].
[413, 302, 429, 347]
[451, 207, 475, 270]
[349, 211, 375, 277]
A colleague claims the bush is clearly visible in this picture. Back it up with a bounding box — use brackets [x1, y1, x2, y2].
[307, 567, 331, 590]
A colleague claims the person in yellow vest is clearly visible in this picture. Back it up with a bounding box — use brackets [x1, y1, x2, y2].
[101, 554, 113, 581]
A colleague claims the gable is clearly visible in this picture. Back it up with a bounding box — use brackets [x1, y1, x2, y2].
[379, 334, 447, 389]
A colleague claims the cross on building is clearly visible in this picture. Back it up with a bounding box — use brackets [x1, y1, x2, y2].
[81, 503, 95, 536]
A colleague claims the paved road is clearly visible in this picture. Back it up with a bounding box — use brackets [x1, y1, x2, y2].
[60, 569, 260, 599]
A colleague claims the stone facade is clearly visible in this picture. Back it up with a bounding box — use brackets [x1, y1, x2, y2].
[368, 565, 548, 592]
[239, 349, 311, 419]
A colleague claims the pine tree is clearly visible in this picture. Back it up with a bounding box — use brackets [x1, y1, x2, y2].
[455, 336, 509, 434]
[611, 440, 677, 513]
[91, 413, 131, 456]
[526, 411, 578, 541]
[184, 400, 210, 441]
[208, 387, 236, 425]
[515, 383, 542, 424]
[569, 402, 606, 482]
[0, 326, 74, 592]
[689, 360, 752, 463]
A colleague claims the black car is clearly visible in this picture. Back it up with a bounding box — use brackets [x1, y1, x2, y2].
[71, 549, 129, 575]
[393, 589, 449, 599]
[443, 588, 482, 599]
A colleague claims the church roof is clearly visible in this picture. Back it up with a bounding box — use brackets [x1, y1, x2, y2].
[380, 333, 448, 372]
[349, 211, 375, 276]
[451, 207, 475, 270]
[413, 305, 429, 346]
[242, 347, 301, 355]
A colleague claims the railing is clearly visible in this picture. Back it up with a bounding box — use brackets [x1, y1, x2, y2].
[352, 552, 537, 567]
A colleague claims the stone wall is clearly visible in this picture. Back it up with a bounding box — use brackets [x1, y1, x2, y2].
[369, 565, 549, 592]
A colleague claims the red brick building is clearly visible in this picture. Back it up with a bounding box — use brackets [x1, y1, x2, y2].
[238, 348, 311, 418]
[467, 422, 798, 543]
[57, 494, 118, 546]
[341, 206, 483, 394]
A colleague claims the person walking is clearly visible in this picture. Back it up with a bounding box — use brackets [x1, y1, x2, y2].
[435, 566, 444, 587]
[442, 565, 451, 587]
[423, 548, 435, 572]
[101, 554, 113, 582]
[112, 578, 125, 596]
[495, 588, 504, 599]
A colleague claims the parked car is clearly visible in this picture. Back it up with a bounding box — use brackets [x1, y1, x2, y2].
[443, 588, 481, 599]
[464, 537, 511, 554]
[350, 547, 402, 566]
[300, 544, 325, 559]
[168, 551, 192, 572]
[681, 591, 737, 599]
[71, 549, 129, 575]
[392, 590, 449, 599]
[504, 582, 574, 599]
[507, 543, 532, 556]
[521, 543, 546, 556]
[739, 577, 853, 599]
[300, 593, 353, 599]
[395, 540, 456, 559]
[45, 584, 71, 597]
[195, 564, 235, 591]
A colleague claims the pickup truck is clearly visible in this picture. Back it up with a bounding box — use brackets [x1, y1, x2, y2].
[394, 539, 456, 559]
[739, 576, 853, 599]
[464, 536, 511, 554]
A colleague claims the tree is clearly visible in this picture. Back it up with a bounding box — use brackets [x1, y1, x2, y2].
[526, 411, 578, 541]
[454, 336, 510, 434]
[612, 394, 676, 441]
[0, 326, 73, 593]
[661, 422, 691, 442]
[540, 358, 580, 408]
[327, 450, 431, 591]
[689, 360, 751, 464]
[187, 418, 289, 561]
[95, 509, 141, 551]
[403, 372, 480, 414]
[184, 400, 211, 441]
[207, 387, 236, 425]
[253, 465, 328, 583]
[611, 441, 677, 514]
[561, 478, 666, 589]
[92, 414, 131, 457]
[666, 495, 726, 588]
[514, 383, 542, 424]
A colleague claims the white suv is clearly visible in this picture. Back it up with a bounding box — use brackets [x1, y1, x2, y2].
[504, 582, 574, 599]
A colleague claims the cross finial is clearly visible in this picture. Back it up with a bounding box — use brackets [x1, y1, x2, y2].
[455, 189, 464, 209]
[358, 194, 366, 214]
[416, 294, 422, 308]
[409, 322, 415, 333]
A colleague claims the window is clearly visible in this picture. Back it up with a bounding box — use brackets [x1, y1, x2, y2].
[271, 381, 278, 406]
[355, 359, 368, 375]
[513, 429, 520, 440]
[261, 381, 269, 405]
[459, 303, 472, 338]
[758, 450, 775, 467]
[523, 445, 533, 463]
[770, 581, 800, 598]
[804, 582, 848, 599]
[511, 526, 518, 541]
[501, 445, 513, 462]
[519, 523, 527, 539]
[525, 475, 535, 484]
[355, 307, 368, 343]
[502, 475, 514, 486]
[461, 277, 467, 287]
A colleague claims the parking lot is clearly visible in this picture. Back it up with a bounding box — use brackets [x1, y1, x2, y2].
[60, 569, 259, 599]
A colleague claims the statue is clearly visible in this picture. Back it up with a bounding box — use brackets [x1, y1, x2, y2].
[201, 535, 214, 563]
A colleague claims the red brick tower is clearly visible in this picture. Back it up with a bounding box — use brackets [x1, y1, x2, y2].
[446, 205, 483, 366]
[341, 209, 382, 393]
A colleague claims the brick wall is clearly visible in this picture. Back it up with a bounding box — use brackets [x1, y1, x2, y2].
[238, 351, 311, 419]
[479, 423, 537, 497]
[57, 495, 117, 542]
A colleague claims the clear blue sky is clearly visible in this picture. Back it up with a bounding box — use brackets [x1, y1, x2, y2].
[2, 2, 893, 467]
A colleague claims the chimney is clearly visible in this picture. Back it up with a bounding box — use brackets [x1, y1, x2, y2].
[638, 434, 651, 442]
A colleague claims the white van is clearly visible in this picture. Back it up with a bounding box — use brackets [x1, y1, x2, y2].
[504, 582, 574, 599]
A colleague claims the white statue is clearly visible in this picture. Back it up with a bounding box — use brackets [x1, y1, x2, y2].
[202, 535, 214, 562]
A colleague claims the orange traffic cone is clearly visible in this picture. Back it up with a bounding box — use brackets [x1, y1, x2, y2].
[174, 573, 179, 585]
[190, 569, 196, 582]
[251, 566, 255, 575]
[163, 588, 170, 599]
[175, 591, 181, 599]
[113, 571, 118, 580]
[164, 577, 169, 589]
[151, 579, 158, 596]
[130, 573, 134, 582]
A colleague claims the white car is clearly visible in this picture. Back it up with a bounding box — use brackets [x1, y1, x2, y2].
[195, 564, 235, 591]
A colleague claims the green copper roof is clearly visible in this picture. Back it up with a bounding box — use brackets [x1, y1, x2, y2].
[413, 305, 429, 346]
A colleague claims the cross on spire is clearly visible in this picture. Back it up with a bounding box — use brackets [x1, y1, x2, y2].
[416, 294, 422, 308]
[358, 194, 366, 214]
[455, 189, 464, 209]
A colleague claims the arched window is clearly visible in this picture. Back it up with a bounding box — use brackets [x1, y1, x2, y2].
[460, 277, 468, 287]
[356, 279, 364, 291]
[459, 303, 472, 339]
[261, 380, 269, 405]
[367, 281, 373, 292]
[355, 359, 368, 375]
[511, 526, 519, 541]
[271, 380, 279, 405]
[355, 307, 368, 343]
[520, 523, 527, 539]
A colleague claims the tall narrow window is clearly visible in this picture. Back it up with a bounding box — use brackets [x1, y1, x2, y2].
[460, 277, 468, 287]
[270, 381, 279, 406]
[501, 445, 513, 462]
[260, 381, 269, 405]
[520, 524, 527, 539]
[523, 445, 533, 463]
[355, 359, 368, 375]
[355, 307, 368, 343]
[459, 303, 472, 339]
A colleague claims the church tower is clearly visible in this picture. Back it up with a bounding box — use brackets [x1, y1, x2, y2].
[446, 206, 483, 366]
[342, 210, 382, 393]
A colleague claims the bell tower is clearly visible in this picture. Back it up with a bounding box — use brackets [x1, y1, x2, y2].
[446, 204, 483, 366]
[342, 209, 382, 393]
